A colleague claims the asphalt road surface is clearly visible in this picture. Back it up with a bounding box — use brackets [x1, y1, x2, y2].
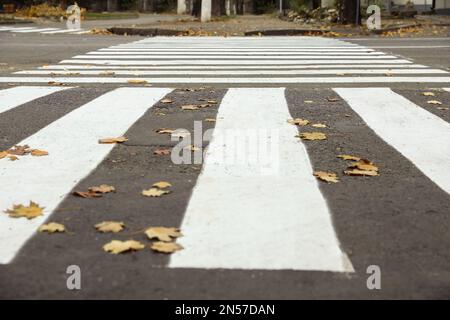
[0, 28, 449, 299]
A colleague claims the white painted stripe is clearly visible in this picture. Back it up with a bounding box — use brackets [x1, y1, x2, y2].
[59, 59, 413, 65]
[335, 88, 450, 195]
[2, 76, 450, 84]
[39, 64, 429, 70]
[40, 29, 82, 34]
[169, 88, 353, 271]
[99, 48, 376, 52]
[12, 28, 59, 33]
[444, 88, 450, 92]
[108, 46, 363, 50]
[0, 86, 71, 115]
[88, 51, 384, 56]
[368, 45, 450, 49]
[0, 27, 36, 31]
[0, 87, 172, 264]
[15, 69, 448, 76]
[72, 55, 398, 60]
[70, 30, 89, 34]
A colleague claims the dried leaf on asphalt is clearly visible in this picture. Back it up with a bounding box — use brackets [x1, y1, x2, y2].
[7, 145, 30, 156]
[161, 98, 173, 104]
[184, 145, 201, 152]
[88, 184, 115, 194]
[155, 128, 174, 134]
[422, 92, 435, 96]
[344, 169, 379, 177]
[287, 118, 309, 126]
[297, 132, 327, 141]
[337, 154, 361, 161]
[142, 188, 170, 197]
[153, 148, 171, 156]
[98, 136, 128, 144]
[314, 171, 339, 183]
[39, 222, 65, 233]
[312, 123, 327, 128]
[127, 79, 148, 85]
[427, 100, 442, 105]
[348, 159, 379, 172]
[204, 118, 216, 122]
[103, 240, 145, 254]
[95, 221, 125, 233]
[150, 241, 183, 253]
[152, 181, 172, 189]
[5, 201, 44, 219]
[181, 104, 199, 110]
[326, 97, 340, 102]
[304, 100, 314, 104]
[145, 227, 182, 242]
[72, 191, 102, 198]
[30, 149, 49, 156]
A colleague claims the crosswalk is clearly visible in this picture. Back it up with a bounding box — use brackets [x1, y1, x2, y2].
[0, 26, 88, 35]
[0, 85, 449, 271]
[2, 36, 450, 84]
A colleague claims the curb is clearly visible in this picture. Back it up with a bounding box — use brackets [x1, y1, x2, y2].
[245, 28, 328, 36]
[108, 27, 182, 36]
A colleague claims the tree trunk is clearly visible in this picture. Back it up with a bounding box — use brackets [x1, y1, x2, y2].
[107, 0, 118, 12]
[342, 0, 361, 24]
[201, 0, 212, 22]
[177, 0, 187, 14]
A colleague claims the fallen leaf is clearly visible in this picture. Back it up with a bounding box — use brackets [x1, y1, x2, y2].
[5, 201, 44, 219]
[314, 171, 339, 183]
[304, 100, 314, 104]
[95, 221, 124, 233]
[127, 79, 148, 85]
[39, 222, 65, 233]
[152, 181, 172, 189]
[153, 148, 171, 156]
[7, 145, 30, 156]
[297, 132, 327, 141]
[0, 151, 7, 159]
[337, 154, 361, 161]
[181, 104, 199, 110]
[48, 81, 64, 86]
[348, 159, 379, 172]
[204, 118, 216, 122]
[142, 188, 170, 197]
[150, 241, 183, 253]
[287, 118, 309, 126]
[427, 100, 442, 105]
[184, 144, 201, 152]
[8, 155, 18, 161]
[30, 149, 49, 156]
[422, 92, 435, 96]
[72, 191, 102, 198]
[88, 184, 115, 194]
[145, 227, 182, 242]
[312, 123, 327, 128]
[326, 97, 340, 102]
[103, 240, 145, 254]
[98, 136, 128, 144]
[344, 169, 379, 177]
[161, 98, 173, 104]
[155, 128, 174, 134]
[99, 71, 115, 76]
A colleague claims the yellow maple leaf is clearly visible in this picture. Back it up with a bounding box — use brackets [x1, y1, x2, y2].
[150, 241, 183, 253]
[39, 222, 65, 233]
[142, 188, 170, 197]
[103, 240, 145, 254]
[427, 100, 442, 105]
[95, 221, 124, 233]
[297, 132, 327, 141]
[30, 149, 49, 157]
[145, 227, 182, 242]
[287, 118, 309, 126]
[312, 123, 327, 128]
[348, 159, 379, 172]
[337, 154, 361, 161]
[0, 151, 9, 159]
[314, 171, 339, 183]
[98, 136, 128, 144]
[152, 181, 172, 189]
[127, 79, 148, 85]
[161, 98, 173, 104]
[422, 92, 435, 96]
[88, 184, 116, 194]
[5, 201, 44, 219]
[344, 169, 379, 177]
[181, 105, 199, 110]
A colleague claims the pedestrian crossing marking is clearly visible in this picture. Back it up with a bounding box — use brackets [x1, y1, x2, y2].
[0, 86, 72, 115]
[335, 88, 450, 196]
[0, 26, 86, 35]
[0, 87, 172, 264]
[169, 88, 353, 272]
[3, 36, 449, 84]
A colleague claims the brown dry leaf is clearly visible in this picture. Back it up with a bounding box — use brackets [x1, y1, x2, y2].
[204, 118, 216, 122]
[48, 81, 64, 86]
[337, 154, 361, 161]
[153, 148, 171, 156]
[422, 92, 435, 96]
[31, 149, 49, 157]
[326, 97, 340, 102]
[181, 104, 199, 110]
[155, 128, 174, 135]
[344, 169, 379, 177]
[304, 100, 314, 104]
[297, 132, 327, 141]
[152, 181, 172, 189]
[427, 100, 442, 105]
[5, 201, 44, 219]
[8, 155, 18, 161]
[127, 79, 148, 85]
[0, 151, 7, 159]
[142, 188, 170, 197]
[184, 144, 201, 152]
[7, 145, 30, 156]
[145, 227, 182, 242]
[287, 118, 309, 126]
[88, 184, 115, 194]
[314, 171, 339, 183]
[161, 98, 173, 104]
[103, 240, 145, 254]
[150, 241, 183, 254]
[95, 221, 124, 233]
[98, 136, 128, 144]
[348, 159, 379, 172]
[312, 123, 327, 128]
[39, 222, 65, 233]
[72, 191, 102, 198]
